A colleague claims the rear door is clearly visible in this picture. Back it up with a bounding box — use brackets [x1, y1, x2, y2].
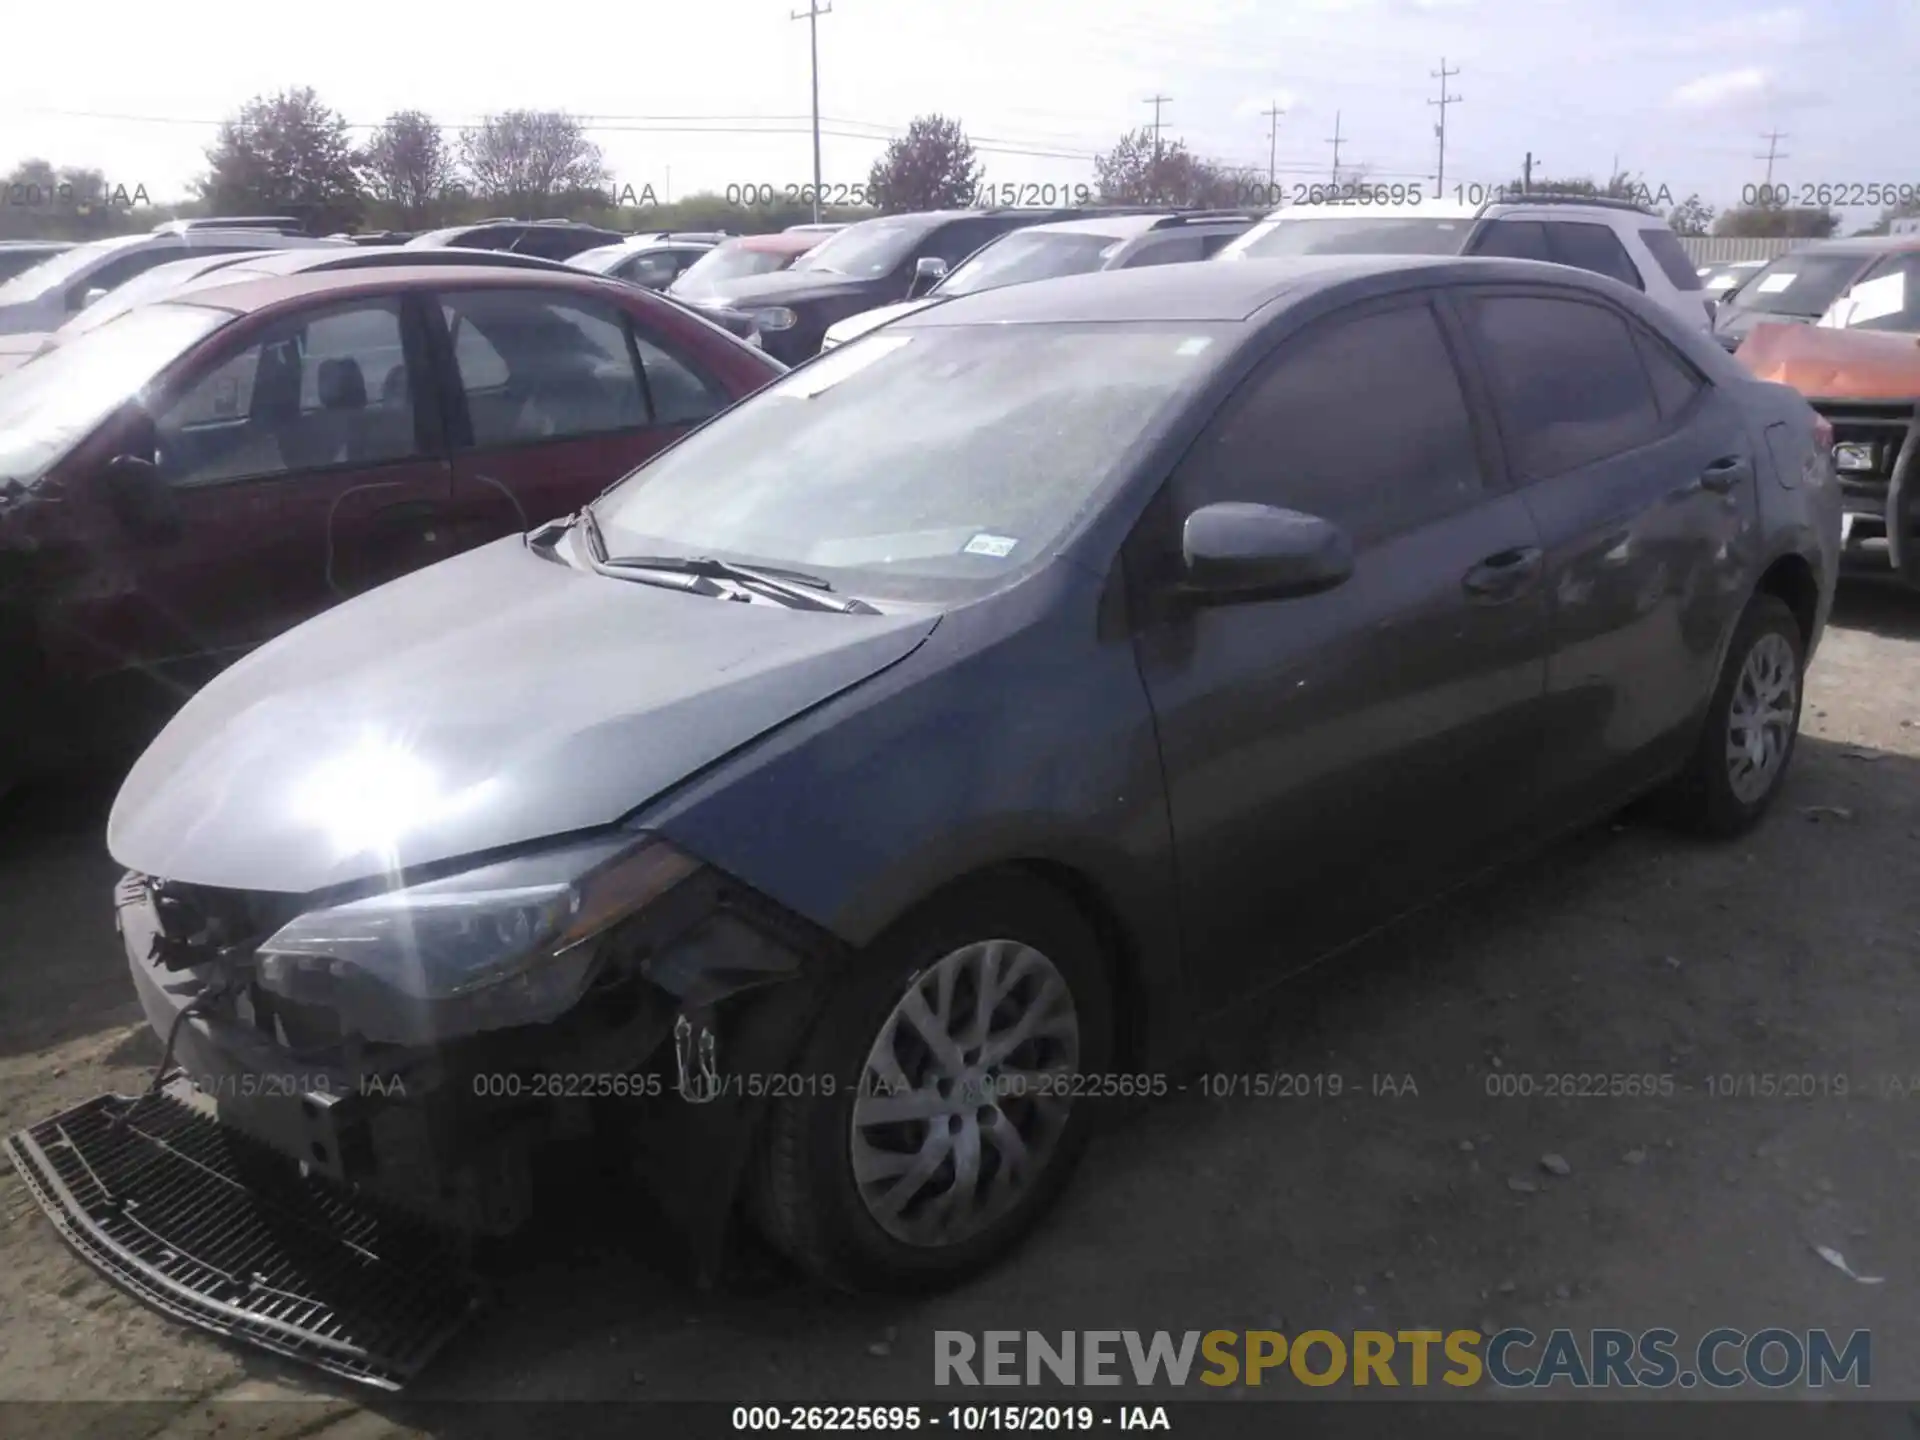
[105, 292, 449, 682]
[1451, 285, 1761, 816]
[430, 285, 738, 541]
[1129, 294, 1551, 1006]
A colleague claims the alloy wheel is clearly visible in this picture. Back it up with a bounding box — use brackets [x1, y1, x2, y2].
[850, 938, 1080, 1248]
[1725, 631, 1798, 804]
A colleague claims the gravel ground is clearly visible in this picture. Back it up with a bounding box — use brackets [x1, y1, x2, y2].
[3, 583, 1918, 1438]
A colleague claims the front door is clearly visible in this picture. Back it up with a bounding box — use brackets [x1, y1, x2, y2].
[1129, 295, 1552, 1010]
[1451, 286, 1761, 814]
[86, 292, 450, 698]
[430, 287, 738, 545]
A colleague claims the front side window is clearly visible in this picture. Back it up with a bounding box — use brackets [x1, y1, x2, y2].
[1172, 301, 1484, 545]
[593, 324, 1228, 602]
[618, 250, 684, 289]
[1465, 294, 1666, 481]
[632, 330, 730, 426]
[154, 298, 421, 488]
[442, 290, 646, 445]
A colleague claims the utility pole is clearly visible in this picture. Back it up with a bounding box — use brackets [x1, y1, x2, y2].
[1261, 100, 1285, 192]
[1326, 110, 1345, 185]
[1429, 58, 1461, 195]
[791, 0, 832, 222]
[1145, 94, 1172, 162]
[1756, 130, 1789, 189]
[1523, 151, 1536, 192]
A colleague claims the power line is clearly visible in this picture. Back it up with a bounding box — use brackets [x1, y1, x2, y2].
[1429, 58, 1461, 194]
[1260, 100, 1285, 190]
[790, 0, 832, 222]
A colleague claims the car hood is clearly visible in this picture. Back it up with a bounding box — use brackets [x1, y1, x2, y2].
[824, 297, 941, 345]
[109, 536, 940, 895]
[1735, 321, 1920, 400]
[697, 269, 880, 309]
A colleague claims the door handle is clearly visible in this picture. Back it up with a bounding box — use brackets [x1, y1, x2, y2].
[1697, 456, 1750, 494]
[1461, 546, 1543, 602]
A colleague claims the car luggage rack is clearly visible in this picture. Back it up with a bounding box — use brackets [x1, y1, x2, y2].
[5, 1088, 481, 1390]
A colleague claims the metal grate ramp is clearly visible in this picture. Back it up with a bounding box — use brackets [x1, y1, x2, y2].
[5, 1089, 481, 1389]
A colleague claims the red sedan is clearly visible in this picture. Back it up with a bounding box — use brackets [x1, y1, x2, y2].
[0, 265, 784, 783]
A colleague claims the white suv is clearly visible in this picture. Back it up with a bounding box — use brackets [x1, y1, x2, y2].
[1218, 194, 1713, 330]
[0, 222, 329, 337]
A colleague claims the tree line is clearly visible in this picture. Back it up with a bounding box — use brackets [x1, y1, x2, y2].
[4, 88, 1914, 242]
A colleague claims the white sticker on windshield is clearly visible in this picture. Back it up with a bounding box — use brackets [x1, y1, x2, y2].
[963, 532, 1019, 558]
[1842, 270, 1907, 325]
[1175, 337, 1214, 357]
[767, 333, 912, 399]
[1757, 272, 1799, 294]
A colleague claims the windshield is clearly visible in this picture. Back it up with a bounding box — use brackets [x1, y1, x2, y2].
[54, 255, 238, 341]
[1226, 216, 1470, 258]
[1724, 252, 1865, 317]
[791, 219, 928, 278]
[0, 235, 140, 305]
[0, 302, 229, 483]
[670, 244, 800, 298]
[939, 231, 1120, 296]
[593, 323, 1226, 602]
[1820, 254, 1920, 333]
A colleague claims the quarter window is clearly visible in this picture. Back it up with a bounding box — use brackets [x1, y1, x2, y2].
[1466, 294, 1666, 481]
[1173, 301, 1485, 544]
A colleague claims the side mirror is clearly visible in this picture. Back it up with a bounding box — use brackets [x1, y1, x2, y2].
[98, 413, 181, 542]
[907, 256, 948, 299]
[1179, 501, 1353, 602]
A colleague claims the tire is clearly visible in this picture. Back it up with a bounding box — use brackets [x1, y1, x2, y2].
[749, 873, 1116, 1293]
[1660, 593, 1805, 837]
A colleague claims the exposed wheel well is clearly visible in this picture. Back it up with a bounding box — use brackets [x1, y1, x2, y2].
[1756, 552, 1819, 649]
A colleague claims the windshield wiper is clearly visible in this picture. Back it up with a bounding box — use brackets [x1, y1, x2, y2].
[601, 554, 879, 614]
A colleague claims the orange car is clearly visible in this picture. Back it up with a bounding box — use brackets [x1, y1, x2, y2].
[1735, 237, 1920, 586]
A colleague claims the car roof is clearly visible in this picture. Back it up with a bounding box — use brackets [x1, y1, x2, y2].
[1022, 214, 1170, 240]
[894, 253, 1639, 327]
[165, 264, 638, 316]
[1262, 198, 1481, 222]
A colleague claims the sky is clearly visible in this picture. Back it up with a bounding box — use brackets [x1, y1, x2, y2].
[2, 0, 1912, 224]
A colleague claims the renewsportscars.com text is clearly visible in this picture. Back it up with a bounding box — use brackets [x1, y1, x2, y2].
[934, 1328, 1871, 1390]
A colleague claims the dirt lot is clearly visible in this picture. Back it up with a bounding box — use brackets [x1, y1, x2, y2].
[4, 585, 1919, 1437]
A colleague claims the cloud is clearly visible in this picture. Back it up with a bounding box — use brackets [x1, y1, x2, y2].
[1669, 66, 1827, 113]
[1233, 92, 1302, 120]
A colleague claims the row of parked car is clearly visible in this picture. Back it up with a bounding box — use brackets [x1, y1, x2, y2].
[0, 176, 1861, 1382]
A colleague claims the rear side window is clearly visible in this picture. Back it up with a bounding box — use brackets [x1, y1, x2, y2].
[1631, 329, 1705, 420]
[1549, 223, 1643, 289]
[441, 290, 647, 445]
[925, 219, 1009, 267]
[1174, 301, 1485, 544]
[1468, 220, 1552, 262]
[1465, 294, 1666, 481]
[1639, 229, 1705, 290]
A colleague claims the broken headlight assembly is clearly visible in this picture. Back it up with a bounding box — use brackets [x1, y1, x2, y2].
[253, 833, 702, 1045]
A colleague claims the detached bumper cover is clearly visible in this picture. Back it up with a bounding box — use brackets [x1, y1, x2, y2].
[4, 1090, 480, 1389]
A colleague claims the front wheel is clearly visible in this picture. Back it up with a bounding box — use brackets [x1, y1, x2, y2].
[1661, 593, 1806, 836]
[749, 875, 1115, 1293]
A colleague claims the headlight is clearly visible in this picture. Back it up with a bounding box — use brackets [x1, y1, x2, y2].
[255, 833, 700, 1044]
[752, 306, 797, 331]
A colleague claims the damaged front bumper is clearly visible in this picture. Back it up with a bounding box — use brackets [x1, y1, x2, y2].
[10, 844, 837, 1385]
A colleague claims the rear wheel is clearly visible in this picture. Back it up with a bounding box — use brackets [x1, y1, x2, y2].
[1661, 593, 1805, 836]
[750, 875, 1114, 1293]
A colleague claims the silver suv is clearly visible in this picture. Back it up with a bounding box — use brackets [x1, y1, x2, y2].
[1219, 194, 1713, 330]
[0, 223, 330, 337]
